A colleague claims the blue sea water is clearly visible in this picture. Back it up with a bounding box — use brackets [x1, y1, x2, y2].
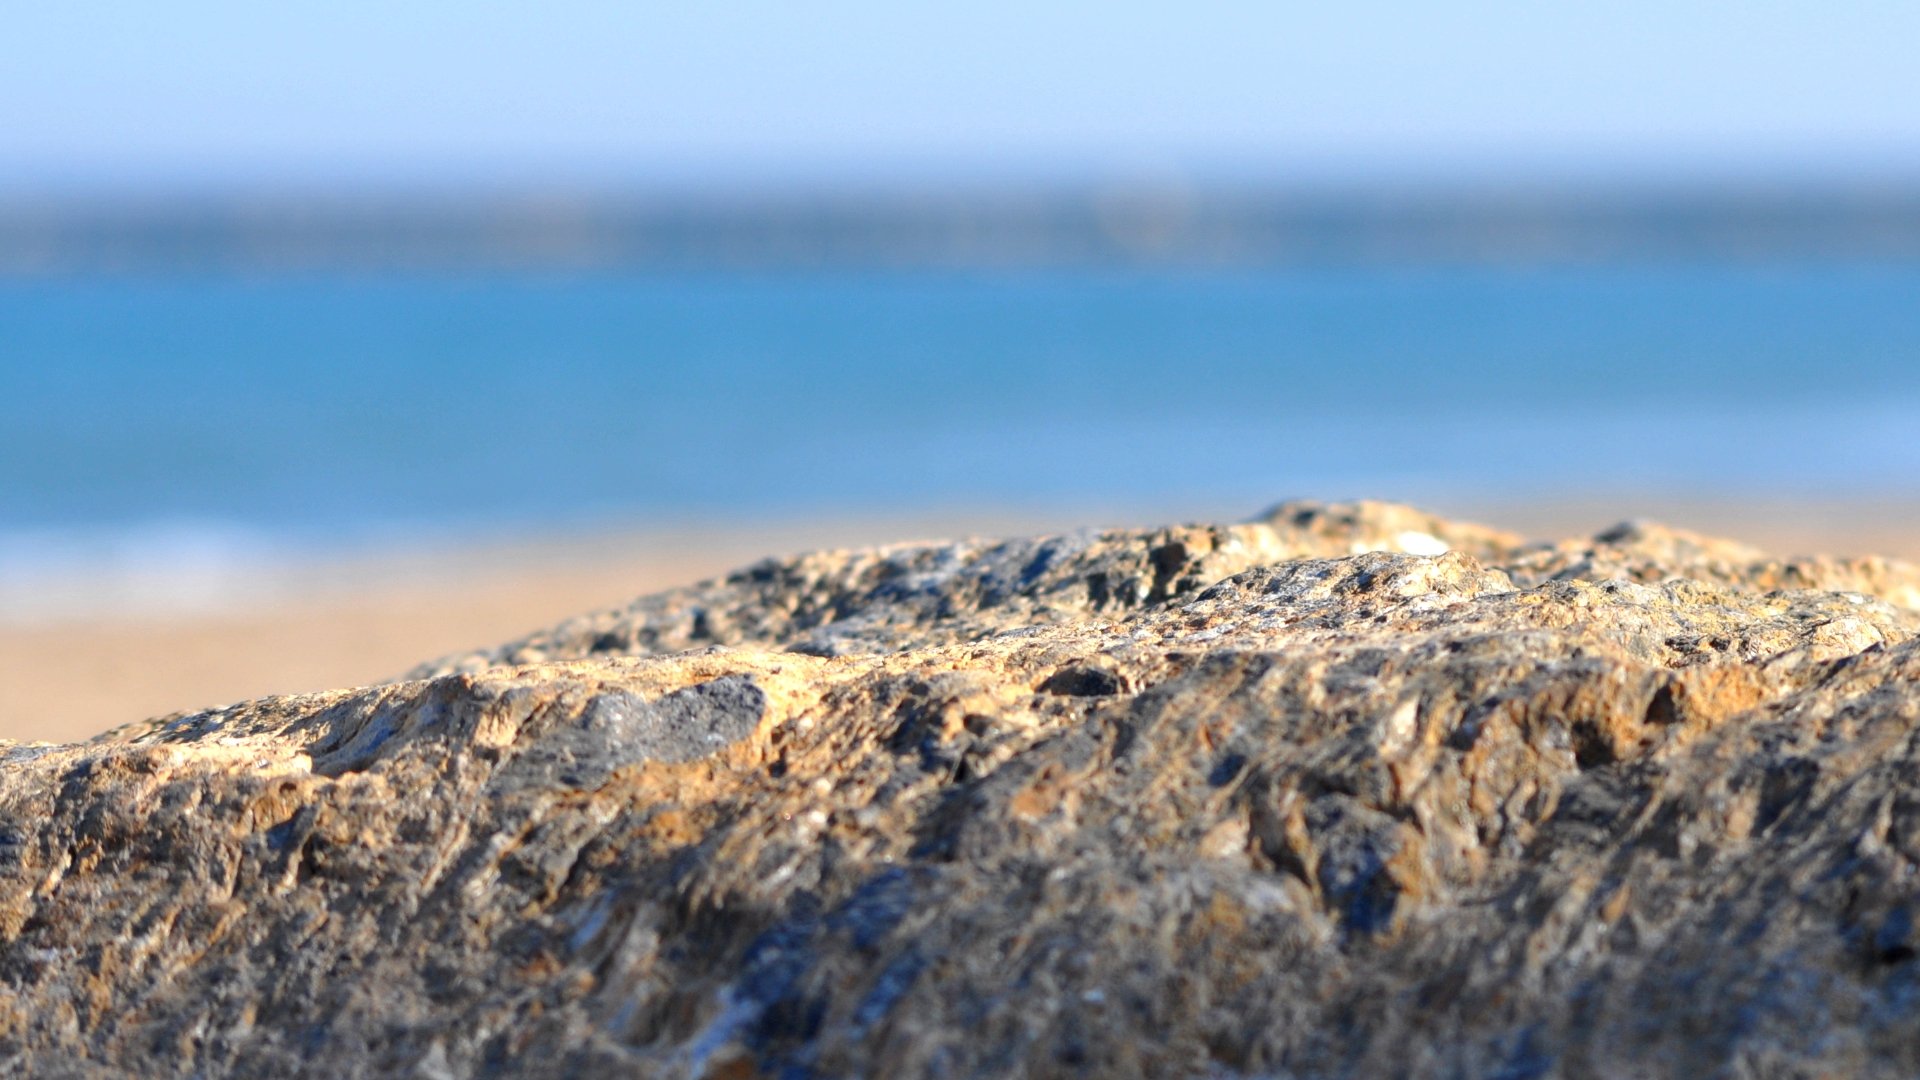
[3, 261, 1918, 574]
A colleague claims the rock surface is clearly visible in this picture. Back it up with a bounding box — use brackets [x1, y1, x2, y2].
[6, 501, 1920, 1077]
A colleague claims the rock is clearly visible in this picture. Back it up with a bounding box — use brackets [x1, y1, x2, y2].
[5, 500, 1920, 1077]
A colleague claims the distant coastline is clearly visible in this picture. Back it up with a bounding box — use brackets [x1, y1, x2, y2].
[7, 180, 1920, 274]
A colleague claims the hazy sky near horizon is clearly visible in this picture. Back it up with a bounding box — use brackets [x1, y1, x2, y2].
[7, 2, 1920, 190]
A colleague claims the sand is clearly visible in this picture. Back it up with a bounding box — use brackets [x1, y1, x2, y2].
[4, 498, 1916, 746]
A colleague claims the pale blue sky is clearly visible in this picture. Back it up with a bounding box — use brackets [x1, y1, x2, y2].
[7, 2, 1920, 190]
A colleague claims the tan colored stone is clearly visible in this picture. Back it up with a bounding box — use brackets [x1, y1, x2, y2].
[4, 501, 1920, 1076]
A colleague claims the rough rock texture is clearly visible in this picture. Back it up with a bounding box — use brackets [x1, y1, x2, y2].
[7, 500, 1920, 1077]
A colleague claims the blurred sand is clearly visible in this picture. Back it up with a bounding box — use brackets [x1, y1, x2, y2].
[4, 499, 1917, 746]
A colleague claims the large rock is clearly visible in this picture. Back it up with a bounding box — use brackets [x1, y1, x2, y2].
[5, 501, 1920, 1077]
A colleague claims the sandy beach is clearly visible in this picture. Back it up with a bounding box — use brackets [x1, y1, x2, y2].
[4, 496, 1917, 746]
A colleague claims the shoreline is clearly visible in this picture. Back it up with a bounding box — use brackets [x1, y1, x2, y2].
[5, 496, 1919, 746]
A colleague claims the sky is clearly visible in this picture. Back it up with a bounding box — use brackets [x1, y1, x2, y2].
[6, 2, 1920, 192]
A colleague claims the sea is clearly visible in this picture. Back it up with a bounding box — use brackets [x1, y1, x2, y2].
[4, 260, 1919, 615]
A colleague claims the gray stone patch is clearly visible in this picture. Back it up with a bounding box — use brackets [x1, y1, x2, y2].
[581, 675, 768, 765]
[495, 675, 768, 791]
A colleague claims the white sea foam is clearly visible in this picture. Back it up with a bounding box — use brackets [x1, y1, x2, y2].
[0, 520, 311, 623]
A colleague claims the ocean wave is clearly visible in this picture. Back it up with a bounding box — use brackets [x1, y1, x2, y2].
[0, 520, 317, 622]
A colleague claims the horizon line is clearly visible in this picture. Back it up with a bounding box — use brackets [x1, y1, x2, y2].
[7, 179, 1920, 274]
